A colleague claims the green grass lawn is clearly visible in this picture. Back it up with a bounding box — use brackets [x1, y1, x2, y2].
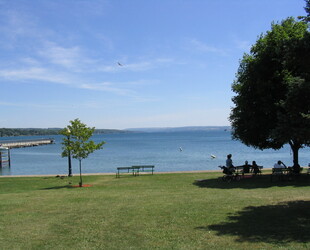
[0, 172, 309, 249]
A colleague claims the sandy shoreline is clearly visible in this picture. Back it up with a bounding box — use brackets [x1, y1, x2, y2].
[0, 169, 274, 178]
[0, 170, 220, 178]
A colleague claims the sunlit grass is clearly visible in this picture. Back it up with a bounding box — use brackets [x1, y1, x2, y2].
[0, 172, 309, 249]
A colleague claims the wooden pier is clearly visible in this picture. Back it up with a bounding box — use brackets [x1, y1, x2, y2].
[0, 138, 55, 149]
[0, 138, 54, 168]
[0, 138, 55, 168]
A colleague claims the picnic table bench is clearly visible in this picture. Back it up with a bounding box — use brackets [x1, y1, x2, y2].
[116, 165, 155, 178]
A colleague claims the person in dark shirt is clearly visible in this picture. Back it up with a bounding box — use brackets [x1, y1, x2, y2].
[243, 160, 251, 174]
[252, 161, 262, 175]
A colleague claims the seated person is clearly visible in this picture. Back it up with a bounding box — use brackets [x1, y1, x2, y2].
[242, 161, 251, 173]
[226, 154, 235, 173]
[274, 160, 286, 169]
[252, 161, 262, 175]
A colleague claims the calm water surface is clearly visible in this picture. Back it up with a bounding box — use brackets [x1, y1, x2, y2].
[0, 130, 309, 176]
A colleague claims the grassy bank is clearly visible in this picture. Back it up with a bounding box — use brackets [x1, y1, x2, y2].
[0, 172, 309, 249]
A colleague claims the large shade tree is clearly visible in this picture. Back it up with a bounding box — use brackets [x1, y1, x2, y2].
[230, 17, 310, 166]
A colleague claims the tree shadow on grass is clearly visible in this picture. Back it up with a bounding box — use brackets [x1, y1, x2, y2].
[42, 185, 73, 190]
[193, 175, 310, 189]
[197, 200, 310, 244]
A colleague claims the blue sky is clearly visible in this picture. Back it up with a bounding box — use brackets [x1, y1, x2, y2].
[0, 0, 306, 129]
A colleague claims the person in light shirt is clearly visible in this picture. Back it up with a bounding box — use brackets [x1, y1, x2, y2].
[274, 160, 286, 168]
[226, 154, 233, 167]
[226, 154, 235, 173]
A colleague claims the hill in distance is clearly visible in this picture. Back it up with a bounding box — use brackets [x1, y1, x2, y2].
[126, 126, 231, 133]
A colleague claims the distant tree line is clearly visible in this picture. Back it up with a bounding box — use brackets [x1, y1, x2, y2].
[0, 128, 127, 137]
[0, 128, 61, 137]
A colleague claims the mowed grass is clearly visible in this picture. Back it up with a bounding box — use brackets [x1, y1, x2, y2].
[0, 172, 309, 249]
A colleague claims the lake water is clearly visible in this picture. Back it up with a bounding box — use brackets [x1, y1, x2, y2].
[0, 130, 309, 176]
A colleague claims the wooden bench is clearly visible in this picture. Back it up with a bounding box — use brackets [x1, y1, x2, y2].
[116, 165, 155, 178]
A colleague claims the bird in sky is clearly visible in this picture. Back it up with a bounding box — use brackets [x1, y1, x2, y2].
[117, 62, 123, 66]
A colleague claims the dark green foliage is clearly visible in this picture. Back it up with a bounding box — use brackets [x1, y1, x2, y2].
[230, 18, 310, 164]
[298, 0, 310, 22]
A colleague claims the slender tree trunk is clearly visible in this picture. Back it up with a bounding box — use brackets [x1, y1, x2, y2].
[79, 159, 83, 187]
[68, 150, 72, 177]
[289, 140, 300, 165]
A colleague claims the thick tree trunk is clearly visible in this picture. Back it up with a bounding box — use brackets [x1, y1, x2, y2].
[289, 140, 300, 165]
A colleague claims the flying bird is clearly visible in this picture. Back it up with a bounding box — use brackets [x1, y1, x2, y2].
[117, 62, 123, 66]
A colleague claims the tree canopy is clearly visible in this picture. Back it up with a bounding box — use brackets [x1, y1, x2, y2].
[298, 0, 310, 22]
[230, 18, 310, 165]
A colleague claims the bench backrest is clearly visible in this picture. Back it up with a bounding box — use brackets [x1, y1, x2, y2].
[132, 165, 154, 169]
[117, 167, 132, 170]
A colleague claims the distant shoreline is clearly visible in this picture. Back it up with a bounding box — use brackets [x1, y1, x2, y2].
[0, 126, 231, 137]
[0, 128, 128, 137]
